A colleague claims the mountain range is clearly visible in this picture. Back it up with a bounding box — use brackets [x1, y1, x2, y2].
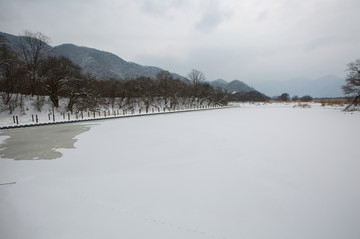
[52, 44, 185, 80]
[0, 32, 182, 80]
[209, 79, 255, 93]
[1, 31, 345, 98]
[251, 75, 344, 98]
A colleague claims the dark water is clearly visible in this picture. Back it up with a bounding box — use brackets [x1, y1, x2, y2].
[0, 123, 93, 160]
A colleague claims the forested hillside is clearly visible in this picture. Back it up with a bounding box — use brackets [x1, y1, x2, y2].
[0, 32, 231, 114]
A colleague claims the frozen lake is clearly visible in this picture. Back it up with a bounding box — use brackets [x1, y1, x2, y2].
[1, 104, 360, 239]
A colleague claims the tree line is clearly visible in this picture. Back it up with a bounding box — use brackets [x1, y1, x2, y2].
[343, 59, 360, 111]
[0, 31, 228, 113]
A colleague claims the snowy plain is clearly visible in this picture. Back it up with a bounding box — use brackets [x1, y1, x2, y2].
[0, 103, 360, 239]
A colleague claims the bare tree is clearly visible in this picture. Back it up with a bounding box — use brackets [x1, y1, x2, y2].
[39, 56, 82, 107]
[67, 78, 95, 112]
[156, 70, 173, 108]
[187, 69, 206, 104]
[209, 87, 228, 106]
[0, 41, 25, 112]
[0, 44, 17, 103]
[100, 78, 124, 109]
[343, 59, 360, 111]
[276, 93, 290, 101]
[300, 95, 313, 102]
[17, 31, 50, 95]
[188, 69, 206, 87]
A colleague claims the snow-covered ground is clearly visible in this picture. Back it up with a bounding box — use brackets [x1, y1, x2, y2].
[0, 103, 359, 239]
[0, 95, 224, 128]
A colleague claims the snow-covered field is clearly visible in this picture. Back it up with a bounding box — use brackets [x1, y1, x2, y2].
[1, 103, 359, 239]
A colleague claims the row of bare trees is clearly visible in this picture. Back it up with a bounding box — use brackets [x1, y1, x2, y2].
[0, 32, 228, 113]
[95, 70, 227, 112]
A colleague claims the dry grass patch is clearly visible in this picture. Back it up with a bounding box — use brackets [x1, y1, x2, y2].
[314, 98, 351, 107]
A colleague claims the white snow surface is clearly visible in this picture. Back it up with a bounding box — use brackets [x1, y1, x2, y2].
[1, 103, 360, 239]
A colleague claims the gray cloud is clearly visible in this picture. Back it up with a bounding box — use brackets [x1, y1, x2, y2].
[1, 0, 359, 83]
[138, 0, 189, 17]
[195, 12, 230, 32]
[256, 9, 268, 22]
[195, 0, 233, 32]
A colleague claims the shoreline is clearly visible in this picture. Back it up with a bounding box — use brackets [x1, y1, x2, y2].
[0, 106, 236, 130]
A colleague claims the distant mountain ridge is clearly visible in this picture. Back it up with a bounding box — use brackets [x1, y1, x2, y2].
[51, 44, 185, 80]
[0, 32, 183, 80]
[1, 31, 345, 98]
[209, 79, 255, 93]
[252, 75, 345, 98]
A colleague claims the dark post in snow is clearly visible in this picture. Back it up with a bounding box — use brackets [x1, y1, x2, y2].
[32, 115, 34, 122]
[36, 115, 38, 123]
[52, 104, 55, 122]
[16, 116, 19, 125]
[68, 112, 70, 121]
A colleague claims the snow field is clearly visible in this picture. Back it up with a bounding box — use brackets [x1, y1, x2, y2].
[0, 104, 360, 239]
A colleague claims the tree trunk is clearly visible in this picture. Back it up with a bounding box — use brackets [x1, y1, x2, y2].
[50, 94, 59, 108]
[345, 95, 359, 111]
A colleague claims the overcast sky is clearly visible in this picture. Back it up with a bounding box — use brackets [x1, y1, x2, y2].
[1, 0, 360, 82]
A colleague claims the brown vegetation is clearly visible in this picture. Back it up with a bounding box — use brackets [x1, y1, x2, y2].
[313, 98, 351, 107]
